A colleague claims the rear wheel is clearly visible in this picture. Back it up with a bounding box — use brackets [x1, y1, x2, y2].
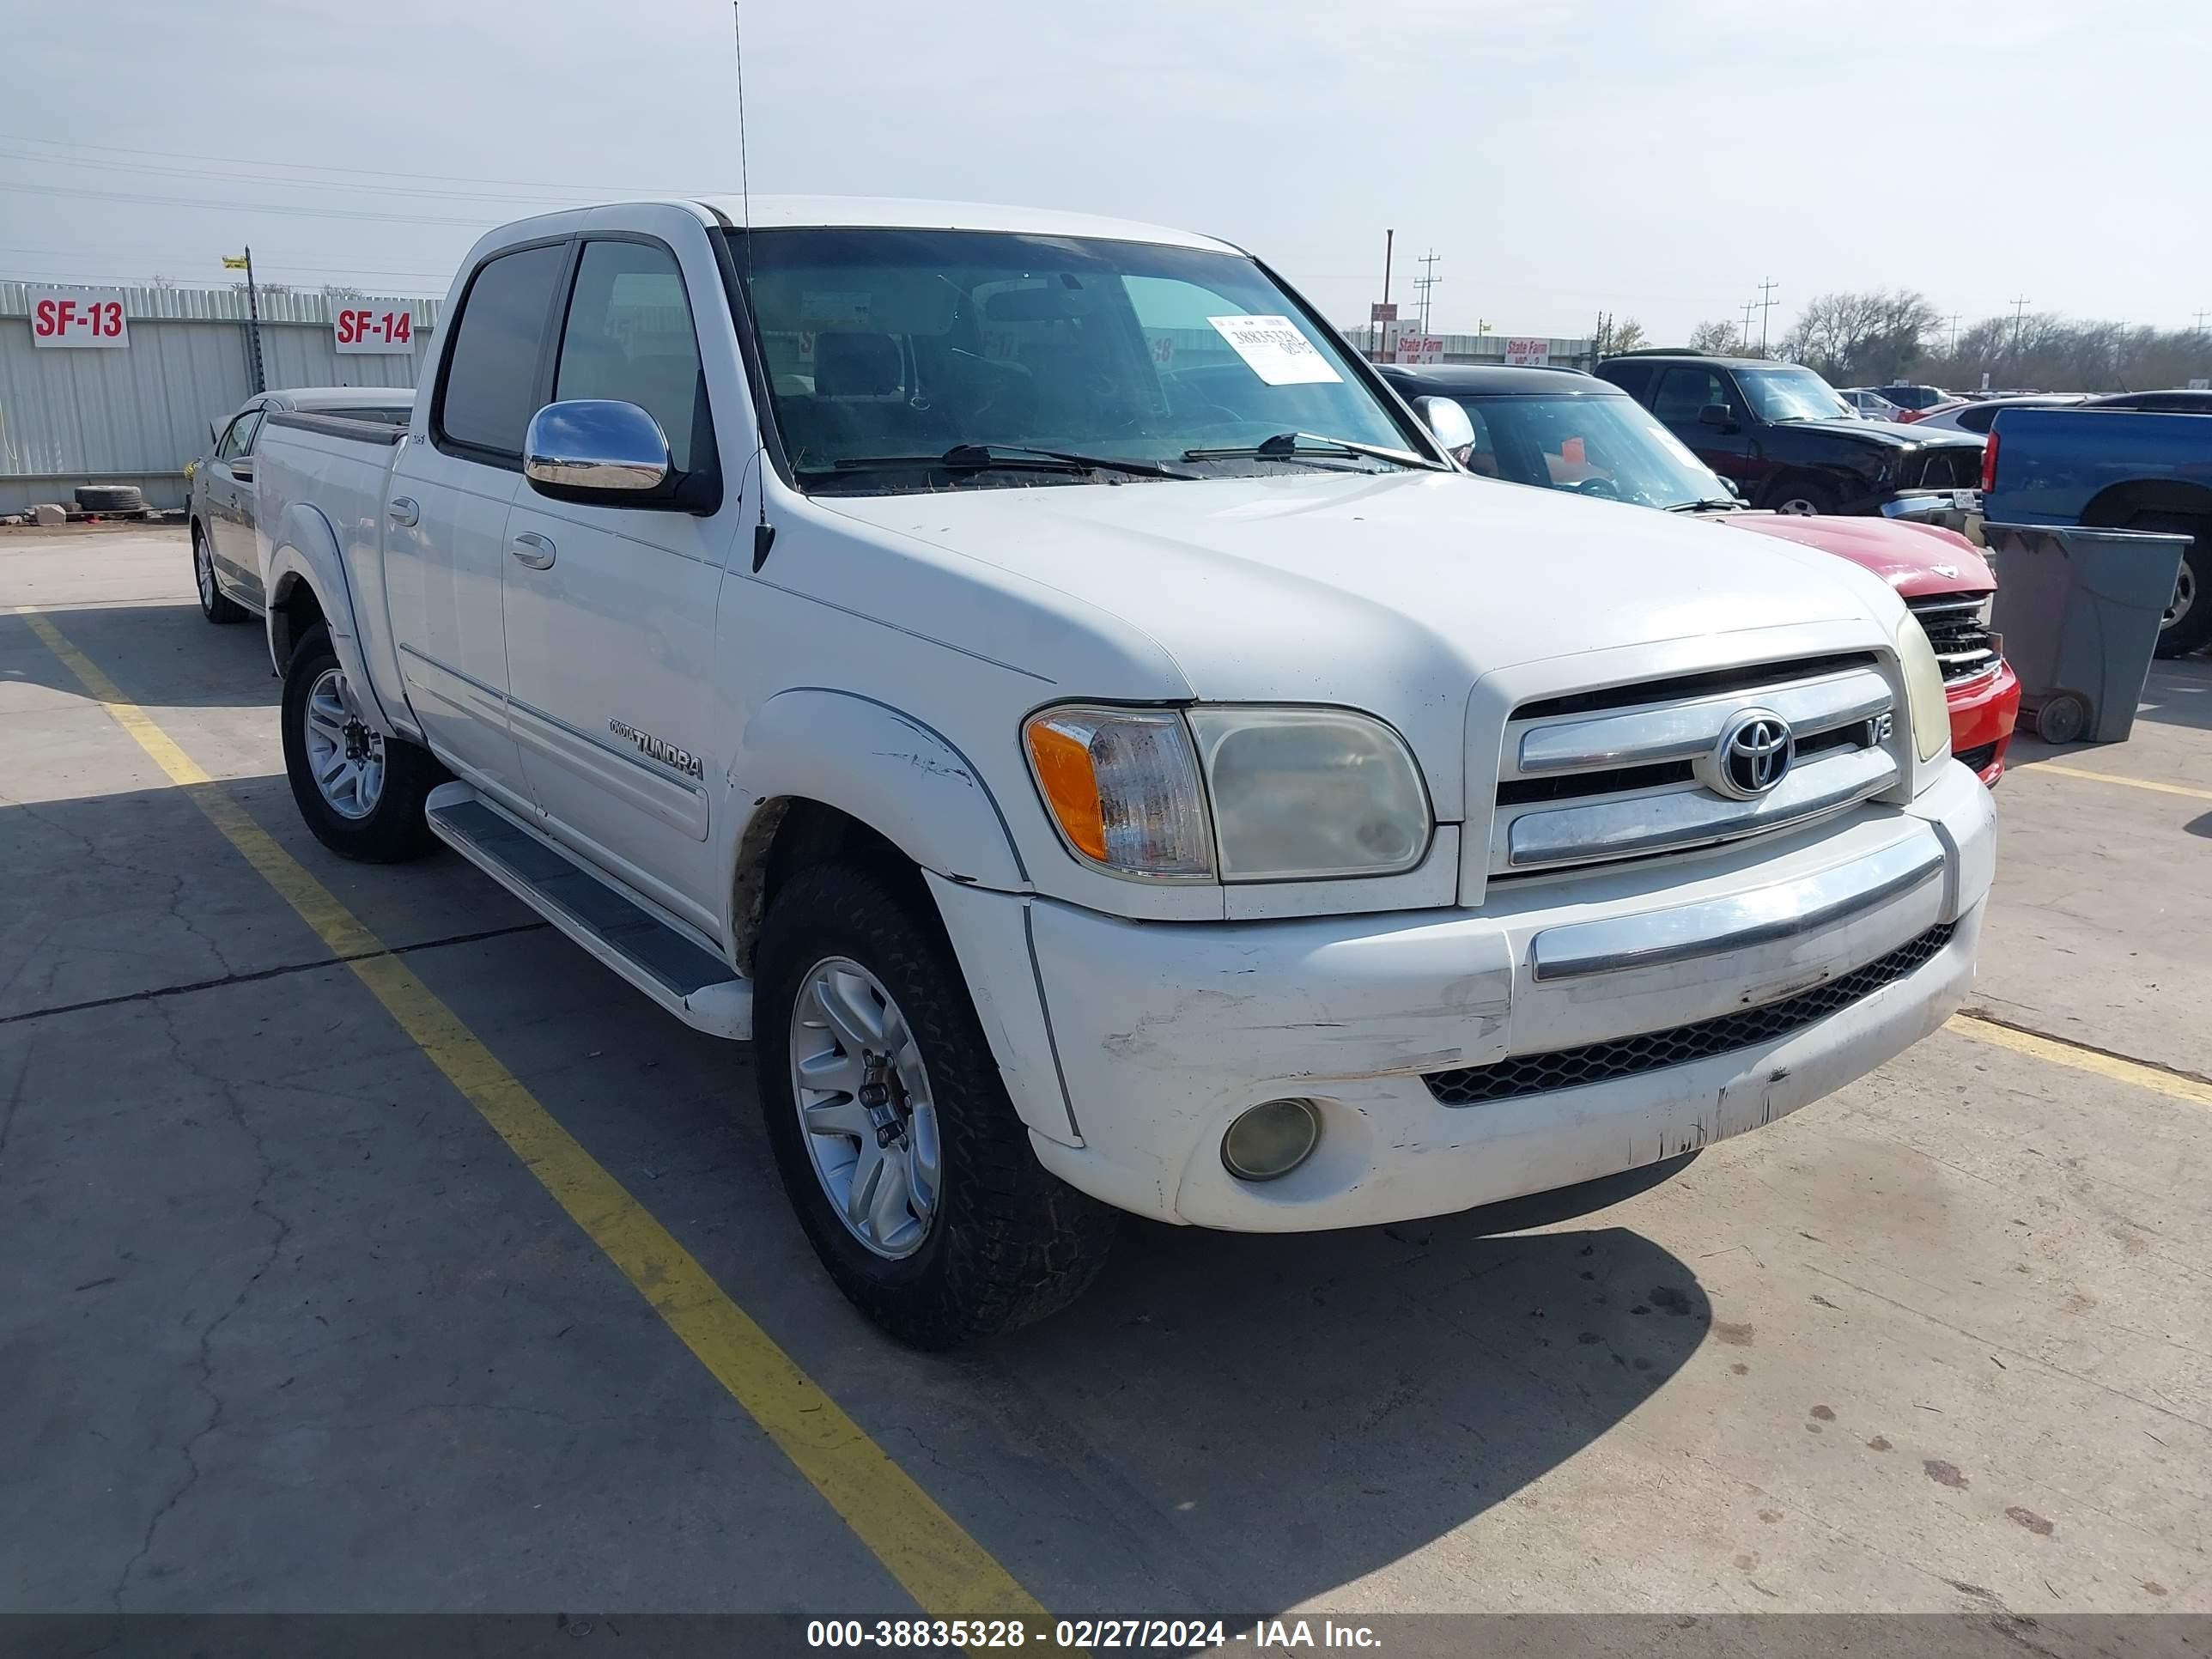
[755, 860, 1116, 1348]
[192, 525, 247, 623]
[280, 623, 440, 861]
[2133, 512, 2212, 658]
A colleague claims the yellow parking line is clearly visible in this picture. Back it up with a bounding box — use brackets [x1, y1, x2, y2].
[2033, 762, 2212, 804]
[15, 605, 1048, 1627]
[1948, 1013, 2212, 1113]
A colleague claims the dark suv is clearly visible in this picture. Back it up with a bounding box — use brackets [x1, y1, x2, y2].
[1595, 353, 1984, 519]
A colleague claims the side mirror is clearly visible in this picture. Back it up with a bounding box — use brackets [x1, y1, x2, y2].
[229, 456, 255, 483]
[1718, 476, 1746, 501]
[1413, 395, 1476, 458]
[525, 400, 671, 504]
[1698, 404, 1736, 428]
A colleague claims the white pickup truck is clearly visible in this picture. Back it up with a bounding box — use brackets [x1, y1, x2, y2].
[254, 197, 1995, 1347]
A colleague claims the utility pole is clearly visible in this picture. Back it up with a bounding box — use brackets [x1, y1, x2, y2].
[222, 245, 265, 393]
[1413, 249, 1442, 337]
[1376, 228, 1395, 360]
[1947, 313, 1962, 355]
[2008, 295, 2031, 368]
[1755, 278, 1779, 358]
[2195, 309, 2210, 336]
[1738, 299, 1757, 353]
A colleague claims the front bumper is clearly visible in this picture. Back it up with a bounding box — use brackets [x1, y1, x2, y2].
[1947, 659, 2021, 786]
[939, 764, 1995, 1231]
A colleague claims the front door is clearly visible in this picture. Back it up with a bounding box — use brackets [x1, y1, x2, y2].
[500, 234, 736, 934]
[1650, 364, 1768, 500]
[382, 240, 572, 809]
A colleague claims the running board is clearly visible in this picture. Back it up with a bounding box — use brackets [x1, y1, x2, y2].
[423, 782, 752, 1039]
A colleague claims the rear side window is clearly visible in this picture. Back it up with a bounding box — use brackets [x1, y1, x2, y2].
[1956, 404, 1999, 434]
[437, 243, 568, 459]
[553, 240, 711, 474]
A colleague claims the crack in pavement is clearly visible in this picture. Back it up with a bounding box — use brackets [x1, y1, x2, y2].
[0, 921, 552, 1029]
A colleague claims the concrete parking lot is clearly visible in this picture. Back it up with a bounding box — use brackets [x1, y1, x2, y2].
[2, 527, 2206, 1626]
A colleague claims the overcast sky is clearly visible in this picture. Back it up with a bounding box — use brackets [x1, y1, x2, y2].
[7, 0, 2206, 344]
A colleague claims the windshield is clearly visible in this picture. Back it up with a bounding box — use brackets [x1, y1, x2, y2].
[1453, 392, 1731, 510]
[1740, 367, 1855, 423]
[723, 227, 1430, 491]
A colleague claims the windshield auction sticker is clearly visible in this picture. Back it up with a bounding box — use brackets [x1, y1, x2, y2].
[1207, 314, 1342, 385]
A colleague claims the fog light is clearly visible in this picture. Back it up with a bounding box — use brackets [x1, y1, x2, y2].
[1221, 1098, 1321, 1182]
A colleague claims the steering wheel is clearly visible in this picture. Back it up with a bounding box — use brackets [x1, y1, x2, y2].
[1575, 477, 1623, 501]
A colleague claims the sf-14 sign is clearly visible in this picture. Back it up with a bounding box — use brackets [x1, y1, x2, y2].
[29, 288, 129, 348]
[334, 307, 416, 353]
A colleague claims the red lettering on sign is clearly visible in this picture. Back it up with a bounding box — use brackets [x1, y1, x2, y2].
[33, 299, 56, 336]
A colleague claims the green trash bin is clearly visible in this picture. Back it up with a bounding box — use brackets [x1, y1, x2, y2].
[1981, 523, 2190, 744]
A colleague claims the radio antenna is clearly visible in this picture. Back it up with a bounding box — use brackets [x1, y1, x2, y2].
[732, 1, 775, 569]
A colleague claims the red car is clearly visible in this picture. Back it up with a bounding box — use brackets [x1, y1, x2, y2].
[1723, 514, 2019, 784]
[1377, 364, 2022, 784]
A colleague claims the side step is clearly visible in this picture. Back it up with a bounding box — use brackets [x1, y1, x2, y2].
[423, 782, 752, 1039]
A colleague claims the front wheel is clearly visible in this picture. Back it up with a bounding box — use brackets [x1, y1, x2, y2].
[280, 623, 441, 861]
[755, 861, 1117, 1348]
[1765, 478, 1836, 516]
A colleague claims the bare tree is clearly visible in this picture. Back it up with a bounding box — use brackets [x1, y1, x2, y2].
[1608, 317, 1650, 355]
[1687, 319, 1738, 354]
[1780, 289, 1940, 384]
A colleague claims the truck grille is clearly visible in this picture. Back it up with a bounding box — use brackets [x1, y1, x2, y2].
[1908, 447, 1981, 489]
[1490, 655, 1901, 878]
[1423, 922, 1954, 1105]
[1907, 592, 2000, 682]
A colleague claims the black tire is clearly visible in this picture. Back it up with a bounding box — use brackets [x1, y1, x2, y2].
[755, 860, 1116, 1348]
[280, 623, 441, 862]
[76, 483, 143, 513]
[1763, 477, 1836, 516]
[2131, 513, 2212, 659]
[191, 524, 249, 623]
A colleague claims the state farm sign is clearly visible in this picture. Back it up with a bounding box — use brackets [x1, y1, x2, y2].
[29, 287, 129, 348]
[334, 306, 416, 354]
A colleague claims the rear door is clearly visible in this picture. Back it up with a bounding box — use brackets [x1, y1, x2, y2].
[204, 405, 266, 598]
[384, 239, 571, 811]
[500, 231, 737, 933]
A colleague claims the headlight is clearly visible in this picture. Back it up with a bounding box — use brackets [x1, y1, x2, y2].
[1022, 704, 1432, 883]
[1894, 616, 1950, 764]
[1187, 707, 1430, 879]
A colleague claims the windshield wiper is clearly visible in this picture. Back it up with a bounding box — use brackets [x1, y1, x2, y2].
[804, 443, 1194, 482]
[1182, 431, 1437, 469]
[1665, 497, 1741, 513]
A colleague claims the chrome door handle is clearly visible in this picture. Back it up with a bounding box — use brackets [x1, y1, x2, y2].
[508, 532, 556, 569]
[386, 496, 419, 526]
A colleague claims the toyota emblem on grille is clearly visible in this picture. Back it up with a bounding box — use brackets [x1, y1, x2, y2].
[1707, 708, 1796, 799]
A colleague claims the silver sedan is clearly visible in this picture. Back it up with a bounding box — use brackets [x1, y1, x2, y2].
[189, 387, 412, 623]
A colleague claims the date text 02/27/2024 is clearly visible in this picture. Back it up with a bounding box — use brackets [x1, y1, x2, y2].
[804, 1618, 1382, 1650]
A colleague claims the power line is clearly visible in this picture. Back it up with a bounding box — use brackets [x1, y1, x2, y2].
[0, 178, 514, 228]
[1413, 250, 1442, 336]
[0, 130, 684, 198]
[0, 145, 592, 209]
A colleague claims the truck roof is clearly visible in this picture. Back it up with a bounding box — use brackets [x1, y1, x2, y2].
[485, 196, 1243, 257]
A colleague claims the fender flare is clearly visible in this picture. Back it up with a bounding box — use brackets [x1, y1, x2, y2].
[264, 501, 403, 738]
[732, 688, 1030, 892]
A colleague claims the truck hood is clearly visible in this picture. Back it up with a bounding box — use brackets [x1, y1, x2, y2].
[1719, 511, 1994, 599]
[823, 468, 1892, 691]
[1787, 417, 1984, 451]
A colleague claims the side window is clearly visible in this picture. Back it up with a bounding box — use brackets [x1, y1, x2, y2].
[216, 410, 261, 460]
[1652, 367, 1729, 424]
[436, 242, 568, 460]
[553, 240, 711, 474]
[1957, 405, 1998, 434]
[1449, 398, 1503, 479]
